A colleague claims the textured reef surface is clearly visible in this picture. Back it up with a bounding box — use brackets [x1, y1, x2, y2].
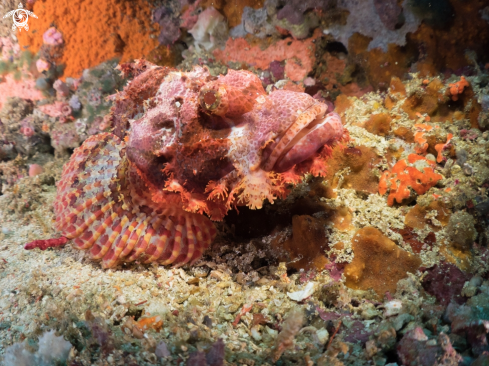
[0, 0, 489, 365]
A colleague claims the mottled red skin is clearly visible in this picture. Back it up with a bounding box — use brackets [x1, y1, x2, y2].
[26, 61, 345, 268]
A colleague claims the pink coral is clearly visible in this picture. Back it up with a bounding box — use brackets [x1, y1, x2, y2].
[38, 101, 72, 118]
[20, 118, 35, 137]
[0, 75, 43, 110]
[29, 164, 43, 177]
[0, 37, 20, 60]
[213, 29, 321, 82]
[36, 58, 50, 72]
[53, 79, 70, 98]
[27, 61, 345, 268]
[42, 27, 63, 46]
[180, 0, 201, 28]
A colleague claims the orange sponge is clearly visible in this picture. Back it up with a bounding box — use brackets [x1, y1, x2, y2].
[448, 76, 469, 101]
[344, 227, 421, 298]
[413, 124, 433, 155]
[434, 133, 453, 163]
[379, 154, 443, 206]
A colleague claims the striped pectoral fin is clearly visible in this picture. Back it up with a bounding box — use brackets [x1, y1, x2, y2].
[197, 215, 216, 249]
[142, 217, 175, 264]
[89, 214, 122, 260]
[119, 214, 148, 258]
[126, 216, 162, 262]
[175, 217, 198, 266]
[171, 237, 190, 268]
[74, 201, 116, 250]
[100, 214, 132, 268]
[159, 216, 186, 266]
[72, 231, 93, 249]
[55, 191, 106, 234]
[188, 216, 210, 265]
[89, 233, 110, 259]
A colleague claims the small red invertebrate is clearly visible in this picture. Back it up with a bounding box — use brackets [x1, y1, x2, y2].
[232, 303, 252, 327]
[25, 237, 68, 250]
[26, 61, 345, 268]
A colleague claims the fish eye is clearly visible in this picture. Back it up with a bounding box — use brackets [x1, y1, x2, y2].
[199, 89, 220, 111]
[203, 91, 216, 105]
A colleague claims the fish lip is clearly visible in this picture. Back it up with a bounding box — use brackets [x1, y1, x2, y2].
[265, 112, 343, 172]
[272, 117, 327, 172]
[262, 102, 328, 172]
[261, 116, 325, 171]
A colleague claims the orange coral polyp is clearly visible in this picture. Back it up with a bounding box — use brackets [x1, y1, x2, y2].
[414, 123, 433, 131]
[413, 124, 433, 155]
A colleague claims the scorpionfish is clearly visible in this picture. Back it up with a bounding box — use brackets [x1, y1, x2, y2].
[30, 60, 345, 268]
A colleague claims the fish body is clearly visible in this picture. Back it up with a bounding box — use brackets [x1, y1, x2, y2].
[46, 61, 344, 268]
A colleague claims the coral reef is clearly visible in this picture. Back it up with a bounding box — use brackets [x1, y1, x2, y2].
[0, 98, 52, 158]
[188, 7, 229, 51]
[42, 27, 63, 47]
[0, 1, 489, 365]
[404, 201, 450, 231]
[201, 0, 265, 28]
[397, 328, 462, 366]
[271, 307, 305, 362]
[322, 145, 382, 195]
[231, 0, 331, 40]
[152, 1, 182, 46]
[327, 0, 422, 52]
[446, 211, 477, 251]
[0, 76, 43, 111]
[270, 214, 329, 271]
[448, 76, 470, 101]
[446, 293, 489, 357]
[422, 262, 470, 305]
[213, 29, 321, 82]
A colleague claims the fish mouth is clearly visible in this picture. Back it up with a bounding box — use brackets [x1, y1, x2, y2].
[273, 113, 343, 173]
[263, 105, 343, 173]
